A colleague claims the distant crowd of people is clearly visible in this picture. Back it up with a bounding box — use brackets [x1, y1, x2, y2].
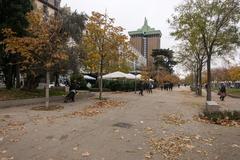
[138, 82, 154, 96]
[138, 82, 180, 96]
[160, 83, 174, 91]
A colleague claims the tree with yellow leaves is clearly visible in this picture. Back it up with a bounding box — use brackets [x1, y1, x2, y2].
[228, 66, 240, 82]
[2, 10, 68, 108]
[83, 11, 134, 99]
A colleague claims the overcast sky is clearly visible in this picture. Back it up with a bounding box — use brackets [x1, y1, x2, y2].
[61, 0, 182, 49]
[60, 0, 240, 77]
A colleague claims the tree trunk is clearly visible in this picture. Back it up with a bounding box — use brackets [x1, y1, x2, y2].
[15, 64, 21, 88]
[4, 66, 14, 89]
[198, 64, 202, 96]
[99, 58, 103, 100]
[45, 71, 50, 108]
[192, 68, 195, 89]
[55, 73, 59, 87]
[195, 66, 199, 95]
[206, 54, 211, 101]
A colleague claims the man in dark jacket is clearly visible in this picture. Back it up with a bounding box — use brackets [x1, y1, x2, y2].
[219, 84, 226, 101]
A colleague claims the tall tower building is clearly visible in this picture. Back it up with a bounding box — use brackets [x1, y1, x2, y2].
[128, 18, 161, 67]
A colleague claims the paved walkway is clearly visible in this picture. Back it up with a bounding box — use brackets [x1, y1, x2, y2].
[201, 89, 240, 111]
[0, 87, 239, 160]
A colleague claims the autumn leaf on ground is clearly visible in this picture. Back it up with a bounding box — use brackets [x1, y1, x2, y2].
[162, 113, 187, 125]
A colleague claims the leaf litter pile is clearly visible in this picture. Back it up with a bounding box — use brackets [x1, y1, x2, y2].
[0, 120, 26, 137]
[31, 105, 64, 111]
[0, 120, 26, 159]
[149, 135, 192, 159]
[68, 100, 126, 117]
[162, 113, 188, 126]
[147, 134, 215, 160]
[193, 115, 240, 127]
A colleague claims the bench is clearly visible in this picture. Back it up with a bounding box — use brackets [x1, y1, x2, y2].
[206, 101, 220, 113]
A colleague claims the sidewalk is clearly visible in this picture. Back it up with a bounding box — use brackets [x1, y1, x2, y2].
[0, 87, 239, 160]
[0, 91, 95, 108]
[202, 89, 240, 111]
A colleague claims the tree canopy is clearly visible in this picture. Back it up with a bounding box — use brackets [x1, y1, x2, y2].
[83, 11, 134, 99]
[0, 0, 33, 89]
[152, 48, 177, 73]
[170, 0, 240, 100]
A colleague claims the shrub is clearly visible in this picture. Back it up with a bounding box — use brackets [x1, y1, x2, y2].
[103, 80, 137, 91]
[89, 88, 111, 92]
[70, 74, 87, 90]
[202, 111, 240, 122]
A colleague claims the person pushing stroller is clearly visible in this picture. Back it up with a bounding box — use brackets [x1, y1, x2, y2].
[64, 81, 77, 102]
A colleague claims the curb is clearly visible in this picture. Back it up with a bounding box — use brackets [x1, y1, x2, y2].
[227, 94, 240, 99]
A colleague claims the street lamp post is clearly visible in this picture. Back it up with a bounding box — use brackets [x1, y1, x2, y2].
[134, 59, 137, 94]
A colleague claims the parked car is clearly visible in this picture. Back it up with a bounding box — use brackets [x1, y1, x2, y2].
[49, 82, 55, 88]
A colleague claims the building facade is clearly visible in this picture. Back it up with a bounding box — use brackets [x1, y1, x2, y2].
[128, 46, 147, 71]
[33, 0, 61, 16]
[128, 18, 161, 67]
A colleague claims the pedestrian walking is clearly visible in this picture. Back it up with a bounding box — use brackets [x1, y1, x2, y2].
[149, 83, 153, 93]
[218, 84, 226, 101]
[139, 82, 144, 96]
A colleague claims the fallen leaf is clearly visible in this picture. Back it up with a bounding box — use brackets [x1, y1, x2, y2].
[1, 150, 7, 154]
[73, 147, 78, 151]
[231, 144, 240, 148]
[195, 135, 201, 140]
[114, 129, 119, 133]
[82, 152, 90, 157]
[186, 144, 195, 149]
[144, 152, 153, 159]
[137, 147, 143, 150]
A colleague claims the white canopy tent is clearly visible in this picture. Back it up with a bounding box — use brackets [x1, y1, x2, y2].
[102, 71, 128, 79]
[102, 72, 154, 81]
[125, 73, 136, 79]
[84, 75, 96, 80]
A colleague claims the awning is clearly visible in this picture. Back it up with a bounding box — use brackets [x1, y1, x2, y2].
[84, 75, 96, 80]
[102, 71, 127, 79]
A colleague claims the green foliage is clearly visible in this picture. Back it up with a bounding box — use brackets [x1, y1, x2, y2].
[0, 0, 33, 89]
[0, 0, 33, 37]
[169, 0, 240, 100]
[103, 80, 139, 91]
[60, 7, 87, 43]
[227, 88, 240, 96]
[83, 11, 134, 99]
[0, 88, 66, 101]
[152, 49, 177, 73]
[70, 73, 87, 90]
[70, 74, 83, 83]
[202, 111, 240, 123]
[89, 88, 111, 92]
[60, 7, 87, 74]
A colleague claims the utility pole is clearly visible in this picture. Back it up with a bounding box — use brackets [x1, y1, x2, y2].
[134, 59, 137, 94]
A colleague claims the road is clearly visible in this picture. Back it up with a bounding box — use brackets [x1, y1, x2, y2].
[0, 87, 240, 160]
